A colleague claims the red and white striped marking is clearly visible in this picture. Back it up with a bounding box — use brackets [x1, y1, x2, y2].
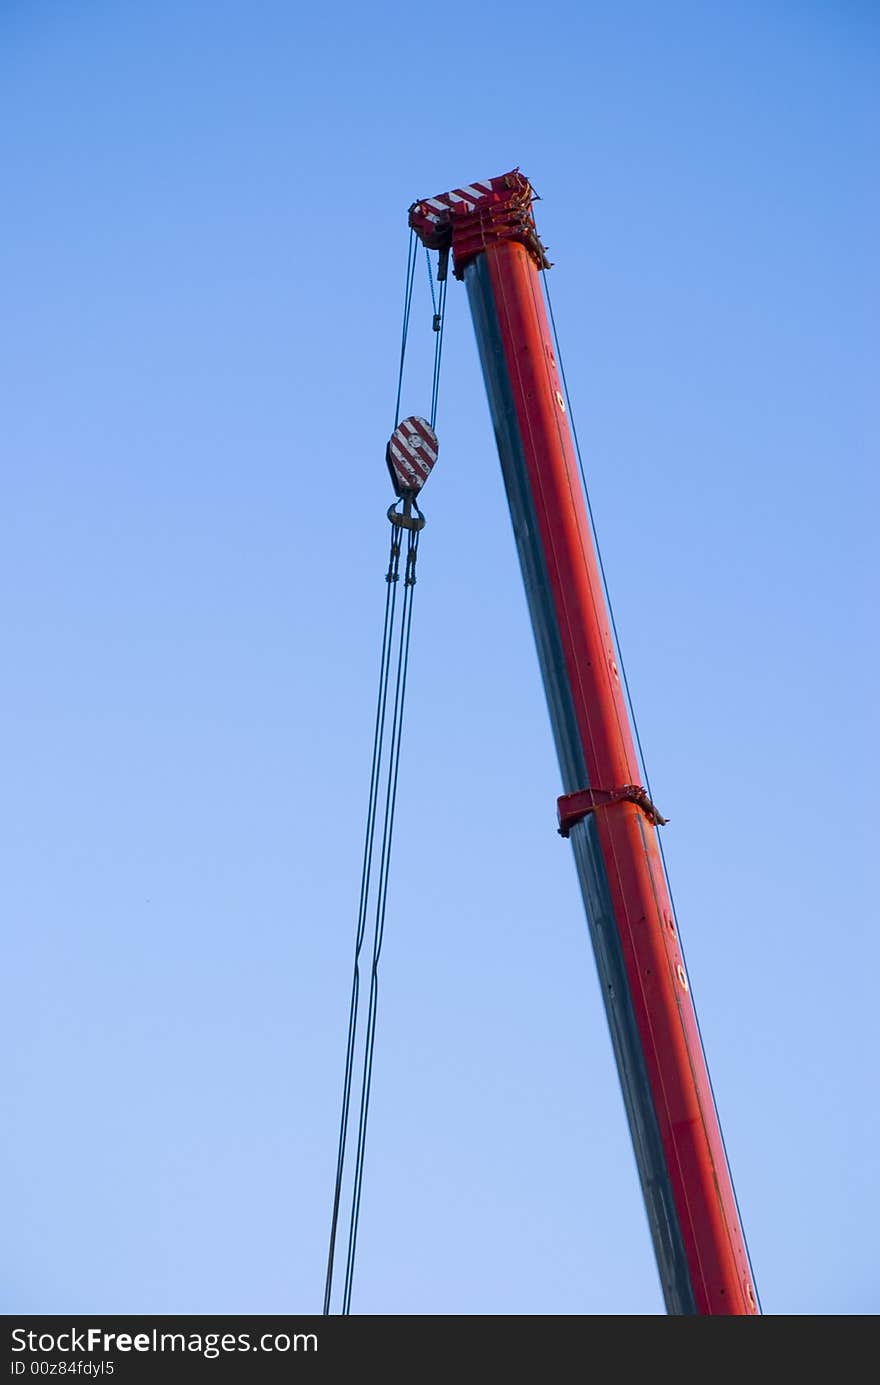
[386, 416, 438, 495]
[418, 178, 498, 225]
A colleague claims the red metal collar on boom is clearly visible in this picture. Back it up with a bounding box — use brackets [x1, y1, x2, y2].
[409, 169, 551, 279]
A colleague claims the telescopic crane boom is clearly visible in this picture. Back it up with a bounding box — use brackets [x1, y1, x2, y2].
[409, 170, 758, 1316]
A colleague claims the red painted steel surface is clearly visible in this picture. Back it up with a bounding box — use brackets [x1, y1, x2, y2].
[483, 237, 757, 1314]
[408, 174, 504, 243]
[410, 169, 551, 279]
[557, 785, 668, 836]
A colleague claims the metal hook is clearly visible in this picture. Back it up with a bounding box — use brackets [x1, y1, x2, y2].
[387, 493, 426, 531]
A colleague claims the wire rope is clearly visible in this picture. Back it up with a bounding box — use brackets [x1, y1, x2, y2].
[323, 235, 440, 1315]
[340, 525, 420, 1315]
[322, 524, 401, 1315]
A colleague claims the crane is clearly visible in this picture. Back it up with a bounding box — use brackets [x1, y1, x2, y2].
[406, 170, 759, 1316]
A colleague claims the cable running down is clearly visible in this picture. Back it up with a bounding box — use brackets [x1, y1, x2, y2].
[322, 238, 444, 1316]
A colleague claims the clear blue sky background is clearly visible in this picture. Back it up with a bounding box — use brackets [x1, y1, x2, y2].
[2, 2, 877, 1316]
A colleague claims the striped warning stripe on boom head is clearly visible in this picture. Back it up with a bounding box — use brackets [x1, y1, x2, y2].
[408, 170, 545, 274]
[417, 179, 498, 225]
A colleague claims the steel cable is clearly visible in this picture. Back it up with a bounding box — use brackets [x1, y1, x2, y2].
[322, 524, 402, 1315]
[393, 231, 419, 430]
[430, 274, 448, 431]
[324, 232, 439, 1315]
[340, 525, 420, 1314]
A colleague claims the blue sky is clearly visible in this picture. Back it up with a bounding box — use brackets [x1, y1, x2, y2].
[1, 1, 877, 1315]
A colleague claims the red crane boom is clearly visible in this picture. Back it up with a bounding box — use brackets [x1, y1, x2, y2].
[410, 171, 758, 1315]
